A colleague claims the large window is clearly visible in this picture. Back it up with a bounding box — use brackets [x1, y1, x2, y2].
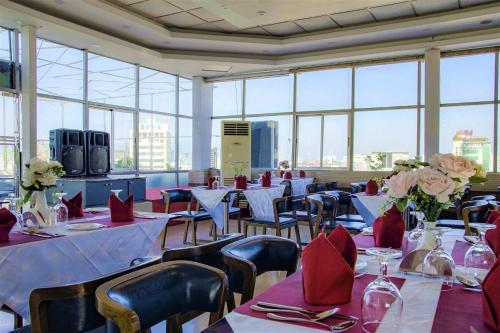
[179, 118, 192, 170]
[138, 112, 176, 171]
[213, 81, 242, 116]
[245, 75, 293, 114]
[0, 93, 18, 177]
[139, 67, 176, 113]
[440, 53, 498, 171]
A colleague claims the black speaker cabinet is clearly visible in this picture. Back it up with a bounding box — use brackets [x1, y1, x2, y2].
[49, 129, 86, 177]
[85, 130, 110, 176]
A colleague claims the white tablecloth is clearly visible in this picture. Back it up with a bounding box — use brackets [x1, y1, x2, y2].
[224, 230, 468, 333]
[351, 194, 388, 225]
[244, 186, 285, 222]
[271, 177, 314, 196]
[191, 188, 234, 228]
[0, 216, 168, 319]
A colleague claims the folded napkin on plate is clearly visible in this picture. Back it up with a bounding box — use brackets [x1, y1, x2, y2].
[482, 257, 500, 331]
[208, 177, 216, 189]
[62, 192, 84, 218]
[0, 208, 16, 242]
[299, 170, 306, 178]
[109, 195, 134, 222]
[373, 203, 405, 248]
[284, 171, 293, 180]
[486, 215, 500, 256]
[365, 179, 378, 195]
[302, 225, 356, 305]
[261, 171, 271, 187]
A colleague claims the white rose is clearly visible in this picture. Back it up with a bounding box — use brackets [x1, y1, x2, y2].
[38, 173, 57, 186]
[417, 167, 456, 203]
[48, 160, 62, 169]
[431, 153, 475, 180]
[23, 170, 37, 186]
[29, 158, 49, 174]
[387, 171, 417, 198]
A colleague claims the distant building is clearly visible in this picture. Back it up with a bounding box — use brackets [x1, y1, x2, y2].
[452, 130, 491, 170]
[136, 118, 175, 170]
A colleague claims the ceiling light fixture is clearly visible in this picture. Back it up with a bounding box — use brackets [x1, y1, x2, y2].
[480, 19, 492, 25]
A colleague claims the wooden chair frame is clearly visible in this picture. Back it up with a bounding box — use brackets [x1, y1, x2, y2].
[96, 261, 227, 333]
[306, 194, 339, 237]
[462, 202, 490, 235]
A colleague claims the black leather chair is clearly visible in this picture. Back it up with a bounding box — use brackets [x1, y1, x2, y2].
[96, 261, 227, 333]
[325, 190, 365, 223]
[243, 197, 302, 250]
[8, 260, 159, 333]
[222, 236, 299, 306]
[351, 182, 366, 193]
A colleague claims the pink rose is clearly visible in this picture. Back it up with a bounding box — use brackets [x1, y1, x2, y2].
[387, 171, 417, 198]
[431, 153, 475, 181]
[417, 167, 455, 203]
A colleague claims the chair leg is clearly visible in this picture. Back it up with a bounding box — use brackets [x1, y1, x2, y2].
[294, 224, 302, 252]
[183, 220, 190, 244]
[191, 219, 197, 245]
[212, 222, 218, 241]
[308, 221, 314, 241]
[14, 313, 22, 329]
[227, 291, 236, 312]
[287, 228, 291, 239]
[237, 212, 241, 233]
[276, 228, 282, 237]
[244, 223, 249, 237]
[209, 223, 214, 237]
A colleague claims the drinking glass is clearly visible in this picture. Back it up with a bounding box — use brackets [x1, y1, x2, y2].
[422, 227, 455, 290]
[7, 194, 24, 229]
[408, 211, 425, 242]
[53, 192, 68, 223]
[362, 254, 403, 333]
[464, 224, 496, 280]
[110, 189, 122, 197]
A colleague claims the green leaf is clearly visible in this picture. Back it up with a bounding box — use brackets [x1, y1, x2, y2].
[469, 176, 488, 184]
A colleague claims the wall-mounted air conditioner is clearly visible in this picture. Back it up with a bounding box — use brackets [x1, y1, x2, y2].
[221, 120, 251, 185]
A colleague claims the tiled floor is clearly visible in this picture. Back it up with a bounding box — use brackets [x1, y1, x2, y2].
[0, 218, 311, 333]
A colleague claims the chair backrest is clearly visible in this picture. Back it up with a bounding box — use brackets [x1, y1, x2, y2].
[29, 261, 158, 333]
[222, 236, 299, 304]
[351, 182, 366, 193]
[306, 194, 339, 237]
[281, 180, 292, 197]
[325, 181, 338, 191]
[96, 261, 227, 333]
[471, 194, 497, 201]
[161, 189, 193, 213]
[462, 200, 490, 235]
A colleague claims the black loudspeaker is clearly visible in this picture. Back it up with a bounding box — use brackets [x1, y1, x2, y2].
[85, 130, 110, 176]
[49, 129, 86, 177]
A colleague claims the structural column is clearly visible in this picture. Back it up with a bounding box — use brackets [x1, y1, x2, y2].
[190, 77, 213, 184]
[424, 48, 440, 161]
[20, 25, 37, 168]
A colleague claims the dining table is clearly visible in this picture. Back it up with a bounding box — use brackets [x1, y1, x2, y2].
[202, 229, 491, 333]
[351, 192, 413, 227]
[0, 211, 168, 320]
[271, 177, 314, 196]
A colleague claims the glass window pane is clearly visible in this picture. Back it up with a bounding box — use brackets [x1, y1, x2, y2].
[248, 115, 292, 169]
[139, 67, 176, 113]
[297, 69, 351, 111]
[0, 93, 18, 137]
[245, 75, 293, 114]
[297, 116, 321, 168]
[210, 118, 241, 168]
[354, 109, 417, 171]
[0, 145, 15, 177]
[113, 111, 135, 169]
[89, 107, 111, 133]
[37, 97, 83, 160]
[179, 78, 193, 116]
[36, 39, 84, 99]
[441, 53, 495, 103]
[323, 115, 349, 168]
[141, 172, 177, 188]
[88, 53, 136, 107]
[179, 118, 192, 170]
[440, 105, 493, 171]
[213, 81, 242, 116]
[0, 27, 12, 62]
[139, 112, 176, 171]
[355, 62, 418, 108]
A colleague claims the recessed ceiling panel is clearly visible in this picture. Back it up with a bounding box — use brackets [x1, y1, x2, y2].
[165, 0, 199, 11]
[238, 26, 271, 35]
[127, 0, 181, 17]
[212, 19, 241, 32]
[412, 0, 459, 15]
[190, 22, 224, 31]
[370, 2, 415, 20]
[330, 9, 376, 27]
[263, 21, 304, 36]
[189, 7, 221, 22]
[294, 15, 338, 32]
[157, 11, 205, 27]
[460, 0, 496, 7]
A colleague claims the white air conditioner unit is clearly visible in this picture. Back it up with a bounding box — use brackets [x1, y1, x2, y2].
[221, 120, 251, 186]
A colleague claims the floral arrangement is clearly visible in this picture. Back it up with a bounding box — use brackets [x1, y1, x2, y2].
[279, 160, 290, 170]
[20, 158, 65, 205]
[386, 154, 487, 222]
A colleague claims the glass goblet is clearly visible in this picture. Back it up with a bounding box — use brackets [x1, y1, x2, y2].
[7, 194, 25, 229]
[53, 192, 69, 224]
[464, 224, 496, 281]
[110, 189, 122, 197]
[408, 211, 425, 242]
[422, 227, 455, 290]
[362, 254, 403, 333]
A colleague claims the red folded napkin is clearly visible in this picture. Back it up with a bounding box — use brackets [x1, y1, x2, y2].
[373, 203, 405, 248]
[0, 208, 16, 243]
[284, 171, 293, 180]
[365, 179, 378, 195]
[299, 170, 306, 178]
[207, 177, 216, 189]
[302, 225, 356, 305]
[486, 215, 500, 257]
[486, 210, 500, 224]
[261, 171, 271, 187]
[62, 192, 84, 218]
[234, 175, 247, 190]
[108, 195, 134, 222]
[482, 257, 500, 331]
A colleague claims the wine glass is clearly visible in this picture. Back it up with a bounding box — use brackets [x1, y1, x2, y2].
[110, 189, 122, 197]
[422, 227, 455, 290]
[212, 176, 220, 190]
[7, 194, 24, 229]
[53, 192, 68, 223]
[464, 223, 496, 281]
[408, 211, 425, 242]
[362, 254, 403, 333]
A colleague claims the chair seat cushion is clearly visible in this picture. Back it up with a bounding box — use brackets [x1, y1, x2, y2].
[9, 326, 31, 333]
[335, 214, 365, 222]
[279, 211, 312, 220]
[436, 219, 465, 229]
[247, 217, 297, 227]
[170, 210, 212, 221]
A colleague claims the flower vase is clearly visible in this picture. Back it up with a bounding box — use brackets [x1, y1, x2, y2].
[33, 191, 50, 226]
[417, 222, 438, 250]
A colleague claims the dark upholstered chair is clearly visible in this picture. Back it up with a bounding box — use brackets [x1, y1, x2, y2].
[243, 197, 302, 249]
[96, 262, 227, 333]
[222, 236, 299, 306]
[325, 190, 365, 223]
[8, 261, 159, 333]
[351, 182, 366, 193]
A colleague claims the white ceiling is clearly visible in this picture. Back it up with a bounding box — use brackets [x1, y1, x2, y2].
[1, 0, 499, 78]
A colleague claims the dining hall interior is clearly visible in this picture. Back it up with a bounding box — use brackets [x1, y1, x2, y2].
[0, 0, 500, 332]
